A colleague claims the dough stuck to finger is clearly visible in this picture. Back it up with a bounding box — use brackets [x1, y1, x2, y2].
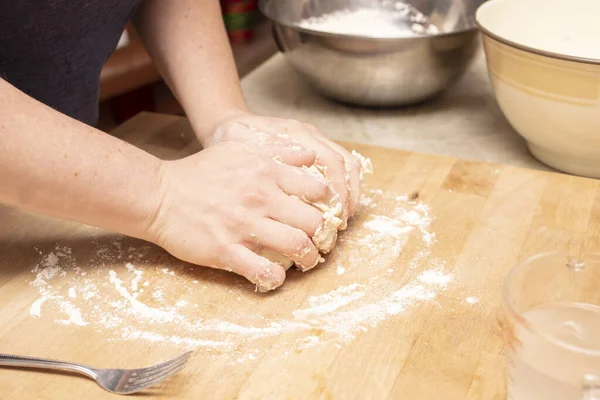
[302, 164, 344, 254]
[258, 248, 319, 272]
[261, 150, 372, 277]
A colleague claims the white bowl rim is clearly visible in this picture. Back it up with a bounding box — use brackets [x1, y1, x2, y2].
[475, 1, 600, 66]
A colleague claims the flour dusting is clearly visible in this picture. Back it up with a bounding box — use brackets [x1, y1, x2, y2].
[298, 2, 440, 38]
[27, 187, 454, 362]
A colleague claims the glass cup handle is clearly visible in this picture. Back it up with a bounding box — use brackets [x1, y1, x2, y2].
[583, 374, 600, 400]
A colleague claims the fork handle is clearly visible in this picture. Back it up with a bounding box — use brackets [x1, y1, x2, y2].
[0, 353, 98, 379]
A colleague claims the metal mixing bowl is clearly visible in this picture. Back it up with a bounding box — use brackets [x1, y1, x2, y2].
[259, 0, 488, 107]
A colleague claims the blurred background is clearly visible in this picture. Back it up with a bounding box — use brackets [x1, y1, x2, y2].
[97, 0, 277, 131]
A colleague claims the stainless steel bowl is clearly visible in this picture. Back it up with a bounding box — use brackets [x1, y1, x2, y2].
[259, 0, 488, 107]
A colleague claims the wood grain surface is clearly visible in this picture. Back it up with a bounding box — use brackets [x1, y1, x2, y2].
[1, 112, 599, 399]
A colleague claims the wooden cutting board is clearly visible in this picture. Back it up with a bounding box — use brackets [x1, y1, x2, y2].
[1, 112, 599, 400]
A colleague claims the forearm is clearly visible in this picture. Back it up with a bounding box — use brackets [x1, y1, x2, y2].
[133, 0, 248, 143]
[0, 79, 162, 240]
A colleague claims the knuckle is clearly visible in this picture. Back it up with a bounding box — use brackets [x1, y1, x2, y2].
[214, 242, 231, 261]
[313, 181, 329, 198]
[252, 158, 273, 176]
[225, 206, 250, 229]
[327, 151, 345, 167]
[335, 151, 346, 164]
[240, 188, 268, 207]
[302, 123, 318, 131]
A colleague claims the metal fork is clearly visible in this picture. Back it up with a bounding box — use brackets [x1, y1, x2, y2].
[0, 350, 192, 395]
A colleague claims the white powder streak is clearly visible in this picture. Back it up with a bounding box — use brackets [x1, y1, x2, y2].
[30, 296, 47, 317]
[119, 327, 228, 349]
[294, 284, 366, 317]
[418, 269, 452, 287]
[56, 302, 88, 326]
[363, 215, 414, 237]
[109, 270, 177, 324]
[126, 262, 143, 292]
[25, 188, 452, 358]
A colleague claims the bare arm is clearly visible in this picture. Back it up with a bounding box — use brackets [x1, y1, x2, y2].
[0, 78, 329, 291]
[132, 0, 364, 226]
[132, 0, 249, 143]
[0, 78, 161, 240]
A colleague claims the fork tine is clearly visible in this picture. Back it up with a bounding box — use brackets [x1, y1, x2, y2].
[128, 357, 190, 383]
[128, 352, 191, 380]
[129, 351, 192, 377]
[124, 363, 187, 392]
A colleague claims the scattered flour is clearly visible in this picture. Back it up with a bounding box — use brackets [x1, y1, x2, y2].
[29, 296, 47, 317]
[26, 187, 456, 361]
[418, 269, 453, 287]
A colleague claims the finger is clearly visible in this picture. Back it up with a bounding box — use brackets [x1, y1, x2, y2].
[324, 140, 363, 217]
[267, 191, 323, 238]
[259, 144, 316, 168]
[220, 244, 286, 292]
[275, 163, 334, 205]
[249, 218, 321, 271]
[295, 126, 352, 219]
[312, 139, 351, 226]
[346, 156, 363, 217]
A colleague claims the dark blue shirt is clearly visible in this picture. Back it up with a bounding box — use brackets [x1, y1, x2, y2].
[0, 0, 142, 126]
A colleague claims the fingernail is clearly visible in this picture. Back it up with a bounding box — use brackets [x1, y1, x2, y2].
[254, 267, 280, 293]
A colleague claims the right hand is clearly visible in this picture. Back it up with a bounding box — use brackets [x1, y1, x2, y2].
[143, 141, 336, 292]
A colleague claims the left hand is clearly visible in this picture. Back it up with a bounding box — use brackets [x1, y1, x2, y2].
[201, 112, 364, 229]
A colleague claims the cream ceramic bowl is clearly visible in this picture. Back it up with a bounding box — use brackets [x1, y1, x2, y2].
[476, 0, 600, 178]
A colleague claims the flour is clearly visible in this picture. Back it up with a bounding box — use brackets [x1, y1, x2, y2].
[29, 296, 47, 317]
[26, 187, 454, 362]
[126, 262, 143, 291]
[296, 335, 321, 350]
[418, 269, 452, 287]
[56, 303, 88, 326]
[363, 215, 413, 236]
[297, 3, 440, 38]
[294, 284, 366, 317]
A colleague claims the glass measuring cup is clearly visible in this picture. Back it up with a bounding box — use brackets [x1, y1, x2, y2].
[503, 252, 600, 400]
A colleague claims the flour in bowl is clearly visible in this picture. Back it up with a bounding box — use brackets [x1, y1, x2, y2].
[298, 3, 440, 38]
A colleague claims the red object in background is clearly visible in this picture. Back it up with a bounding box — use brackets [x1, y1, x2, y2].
[221, 0, 259, 43]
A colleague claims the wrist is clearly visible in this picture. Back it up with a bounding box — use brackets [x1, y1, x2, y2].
[128, 158, 169, 244]
[189, 106, 251, 146]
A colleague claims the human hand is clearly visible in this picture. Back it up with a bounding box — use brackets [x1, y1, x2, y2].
[202, 112, 366, 230]
[143, 141, 339, 292]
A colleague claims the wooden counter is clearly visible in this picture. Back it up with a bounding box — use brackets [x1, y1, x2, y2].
[1, 112, 599, 399]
